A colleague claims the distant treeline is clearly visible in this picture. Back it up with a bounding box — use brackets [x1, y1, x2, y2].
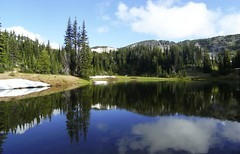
[1, 20, 240, 78]
[93, 45, 240, 77]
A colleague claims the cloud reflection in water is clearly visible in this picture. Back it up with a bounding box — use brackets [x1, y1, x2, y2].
[117, 116, 240, 154]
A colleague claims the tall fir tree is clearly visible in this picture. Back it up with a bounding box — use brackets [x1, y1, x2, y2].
[79, 21, 92, 79]
[223, 49, 231, 70]
[217, 52, 224, 72]
[8, 34, 18, 69]
[233, 50, 240, 68]
[203, 52, 212, 73]
[0, 22, 7, 70]
[76, 26, 81, 73]
[64, 17, 72, 74]
[71, 18, 78, 75]
[38, 49, 50, 74]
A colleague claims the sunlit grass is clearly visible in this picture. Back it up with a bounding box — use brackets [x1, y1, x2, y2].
[91, 75, 192, 82]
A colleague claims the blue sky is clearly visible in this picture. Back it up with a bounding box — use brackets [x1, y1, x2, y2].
[1, 0, 240, 48]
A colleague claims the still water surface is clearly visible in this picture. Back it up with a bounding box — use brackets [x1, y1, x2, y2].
[1, 81, 240, 154]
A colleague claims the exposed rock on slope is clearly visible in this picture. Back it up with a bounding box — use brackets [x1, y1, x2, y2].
[125, 34, 240, 53]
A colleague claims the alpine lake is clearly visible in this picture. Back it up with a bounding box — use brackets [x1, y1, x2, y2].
[1, 80, 240, 154]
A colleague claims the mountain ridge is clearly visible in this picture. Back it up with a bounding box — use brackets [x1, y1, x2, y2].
[125, 34, 240, 53]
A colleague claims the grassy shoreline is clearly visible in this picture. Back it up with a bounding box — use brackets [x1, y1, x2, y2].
[1, 72, 238, 101]
[91, 75, 192, 82]
[0, 72, 89, 87]
[0, 72, 90, 101]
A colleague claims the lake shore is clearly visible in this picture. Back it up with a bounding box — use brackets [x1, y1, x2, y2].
[0, 72, 90, 101]
[1, 71, 238, 101]
[91, 75, 193, 82]
[0, 72, 89, 87]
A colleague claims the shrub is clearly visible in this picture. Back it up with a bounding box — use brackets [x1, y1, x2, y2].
[20, 68, 33, 73]
[183, 70, 187, 77]
[0, 68, 5, 73]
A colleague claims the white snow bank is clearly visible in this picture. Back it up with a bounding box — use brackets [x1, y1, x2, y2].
[93, 81, 108, 85]
[90, 76, 115, 79]
[0, 87, 49, 97]
[0, 79, 50, 90]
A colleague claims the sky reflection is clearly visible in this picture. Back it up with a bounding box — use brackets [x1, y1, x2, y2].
[118, 116, 240, 154]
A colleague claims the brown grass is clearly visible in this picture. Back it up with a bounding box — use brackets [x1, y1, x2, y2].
[0, 72, 90, 101]
[0, 72, 89, 87]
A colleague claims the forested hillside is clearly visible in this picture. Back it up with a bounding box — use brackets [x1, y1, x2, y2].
[0, 22, 63, 74]
[1, 20, 240, 78]
[92, 42, 240, 77]
[127, 34, 240, 53]
[0, 18, 93, 79]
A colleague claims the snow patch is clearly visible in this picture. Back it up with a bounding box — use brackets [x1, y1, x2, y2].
[90, 76, 115, 79]
[93, 81, 108, 85]
[0, 87, 49, 97]
[0, 79, 50, 90]
[92, 103, 116, 110]
[0, 79, 50, 97]
[91, 47, 117, 53]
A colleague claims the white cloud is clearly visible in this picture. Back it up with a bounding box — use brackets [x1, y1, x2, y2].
[97, 26, 109, 33]
[117, 116, 240, 154]
[52, 109, 61, 116]
[115, 0, 240, 41]
[4, 26, 60, 49]
[5, 26, 43, 42]
[48, 42, 60, 49]
[218, 13, 240, 35]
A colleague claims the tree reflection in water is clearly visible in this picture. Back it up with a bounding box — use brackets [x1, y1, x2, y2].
[0, 81, 240, 152]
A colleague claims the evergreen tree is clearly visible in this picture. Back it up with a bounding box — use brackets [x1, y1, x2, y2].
[217, 52, 224, 73]
[233, 50, 240, 68]
[38, 49, 50, 74]
[203, 52, 212, 73]
[71, 18, 78, 75]
[0, 22, 7, 70]
[64, 17, 72, 74]
[8, 34, 18, 69]
[223, 49, 231, 70]
[79, 21, 92, 79]
[157, 65, 162, 77]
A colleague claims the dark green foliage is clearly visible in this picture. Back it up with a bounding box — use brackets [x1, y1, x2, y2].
[79, 21, 92, 79]
[0, 21, 63, 74]
[217, 50, 233, 74]
[64, 17, 73, 74]
[63, 18, 92, 78]
[232, 50, 240, 68]
[223, 49, 231, 70]
[1, 19, 239, 77]
[38, 49, 50, 74]
[0, 67, 5, 73]
[91, 41, 240, 77]
[0, 22, 7, 69]
[183, 70, 187, 77]
[70, 18, 78, 75]
[92, 44, 206, 77]
[203, 52, 212, 73]
[217, 52, 224, 72]
[1, 31, 62, 74]
[79, 47, 92, 79]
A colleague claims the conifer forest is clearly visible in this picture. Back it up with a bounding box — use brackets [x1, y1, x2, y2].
[0, 19, 240, 79]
